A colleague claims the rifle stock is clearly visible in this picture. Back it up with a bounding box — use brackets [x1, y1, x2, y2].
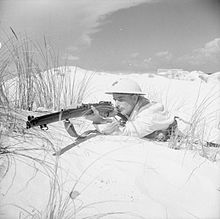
[26, 101, 127, 129]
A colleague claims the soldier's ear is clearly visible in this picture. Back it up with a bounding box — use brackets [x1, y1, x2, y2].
[132, 94, 139, 102]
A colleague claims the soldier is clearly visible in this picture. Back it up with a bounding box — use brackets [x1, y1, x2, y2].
[84, 78, 177, 141]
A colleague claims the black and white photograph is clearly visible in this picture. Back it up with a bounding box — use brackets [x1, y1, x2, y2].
[0, 0, 220, 218]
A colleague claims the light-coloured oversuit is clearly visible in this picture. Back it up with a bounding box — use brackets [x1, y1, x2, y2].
[95, 96, 175, 138]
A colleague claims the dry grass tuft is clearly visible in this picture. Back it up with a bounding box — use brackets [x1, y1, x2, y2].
[0, 29, 95, 218]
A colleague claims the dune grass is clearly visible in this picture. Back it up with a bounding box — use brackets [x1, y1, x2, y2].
[142, 78, 220, 160]
[167, 81, 220, 160]
[0, 28, 94, 111]
[0, 30, 96, 218]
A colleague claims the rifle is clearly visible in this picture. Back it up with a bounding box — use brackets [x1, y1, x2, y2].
[26, 101, 127, 129]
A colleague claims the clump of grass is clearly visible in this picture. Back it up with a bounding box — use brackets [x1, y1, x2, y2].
[133, 78, 220, 160]
[1, 28, 94, 111]
[34, 66, 94, 111]
[0, 30, 39, 110]
[168, 81, 220, 161]
[0, 105, 67, 218]
[0, 28, 96, 219]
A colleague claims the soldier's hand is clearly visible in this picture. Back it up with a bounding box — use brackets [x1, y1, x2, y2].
[101, 120, 120, 135]
[85, 106, 112, 124]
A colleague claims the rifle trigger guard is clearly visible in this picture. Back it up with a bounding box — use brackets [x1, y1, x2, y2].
[40, 124, 48, 130]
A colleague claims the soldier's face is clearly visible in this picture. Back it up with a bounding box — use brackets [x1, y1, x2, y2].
[113, 93, 138, 116]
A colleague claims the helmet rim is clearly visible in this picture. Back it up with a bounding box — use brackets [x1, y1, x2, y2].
[105, 78, 145, 95]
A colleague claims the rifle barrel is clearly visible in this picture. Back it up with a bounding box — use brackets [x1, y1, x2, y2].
[26, 102, 115, 129]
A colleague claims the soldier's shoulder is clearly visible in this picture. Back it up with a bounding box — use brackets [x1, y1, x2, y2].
[144, 101, 164, 111]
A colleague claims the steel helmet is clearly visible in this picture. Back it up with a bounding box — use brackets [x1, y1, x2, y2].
[105, 78, 145, 95]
